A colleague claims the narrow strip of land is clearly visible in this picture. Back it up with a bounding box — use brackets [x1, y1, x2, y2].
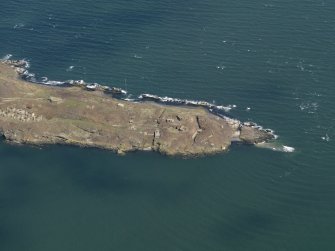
[0, 61, 274, 156]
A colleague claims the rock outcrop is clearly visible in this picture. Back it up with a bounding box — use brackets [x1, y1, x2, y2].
[0, 60, 275, 156]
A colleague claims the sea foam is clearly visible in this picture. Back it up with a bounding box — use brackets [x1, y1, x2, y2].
[138, 93, 235, 113]
[66, 66, 74, 72]
[282, 145, 295, 152]
[2, 54, 12, 60]
[256, 142, 295, 153]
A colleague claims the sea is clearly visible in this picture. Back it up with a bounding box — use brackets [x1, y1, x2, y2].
[0, 1, 334, 250]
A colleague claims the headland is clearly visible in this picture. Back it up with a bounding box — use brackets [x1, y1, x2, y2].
[0, 58, 275, 156]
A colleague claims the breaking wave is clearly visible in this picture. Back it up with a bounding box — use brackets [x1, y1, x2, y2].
[1, 56, 236, 116]
[256, 142, 295, 153]
[66, 65, 74, 72]
[321, 134, 330, 142]
[2, 54, 12, 60]
[13, 23, 25, 29]
[43, 80, 66, 86]
[138, 94, 236, 113]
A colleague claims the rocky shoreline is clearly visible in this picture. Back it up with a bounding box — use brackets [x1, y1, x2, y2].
[0, 57, 276, 156]
[2, 56, 237, 114]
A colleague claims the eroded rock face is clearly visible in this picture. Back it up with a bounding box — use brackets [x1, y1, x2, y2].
[0, 61, 275, 156]
[239, 125, 274, 144]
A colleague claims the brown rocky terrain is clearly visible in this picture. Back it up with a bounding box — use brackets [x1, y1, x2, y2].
[0, 61, 274, 156]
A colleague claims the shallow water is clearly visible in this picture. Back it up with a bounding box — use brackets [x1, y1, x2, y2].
[1, 1, 335, 250]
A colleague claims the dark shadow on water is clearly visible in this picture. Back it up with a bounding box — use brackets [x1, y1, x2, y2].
[0, 142, 41, 209]
[211, 210, 275, 248]
[42, 144, 206, 204]
[0, 227, 10, 250]
[0, 221, 20, 251]
[0, 140, 210, 204]
[0, 223, 34, 251]
[0, 174, 32, 208]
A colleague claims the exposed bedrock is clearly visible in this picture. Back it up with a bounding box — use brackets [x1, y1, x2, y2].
[0, 60, 275, 156]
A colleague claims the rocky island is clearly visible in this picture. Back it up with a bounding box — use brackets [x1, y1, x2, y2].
[0, 59, 275, 156]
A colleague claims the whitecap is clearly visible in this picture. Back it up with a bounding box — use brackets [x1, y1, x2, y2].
[66, 65, 74, 72]
[134, 54, 142, 59]
[13, 23, 25, 29]
[216, 65, 226, 70]
[297, 61, 305, 71]
[321, 134, 330, 142]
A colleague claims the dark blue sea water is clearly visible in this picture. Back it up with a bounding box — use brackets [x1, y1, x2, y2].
[1, 1, 335, 250]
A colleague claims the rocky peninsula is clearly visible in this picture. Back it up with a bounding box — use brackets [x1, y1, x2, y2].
[0, 59, 275, 156]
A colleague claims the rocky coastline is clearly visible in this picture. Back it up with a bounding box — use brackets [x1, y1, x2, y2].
[2, 56, 237, 113]
[0, 57, 276, 156]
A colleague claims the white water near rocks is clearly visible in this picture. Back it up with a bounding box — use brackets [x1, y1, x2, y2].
[1, 1, 335, 250]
